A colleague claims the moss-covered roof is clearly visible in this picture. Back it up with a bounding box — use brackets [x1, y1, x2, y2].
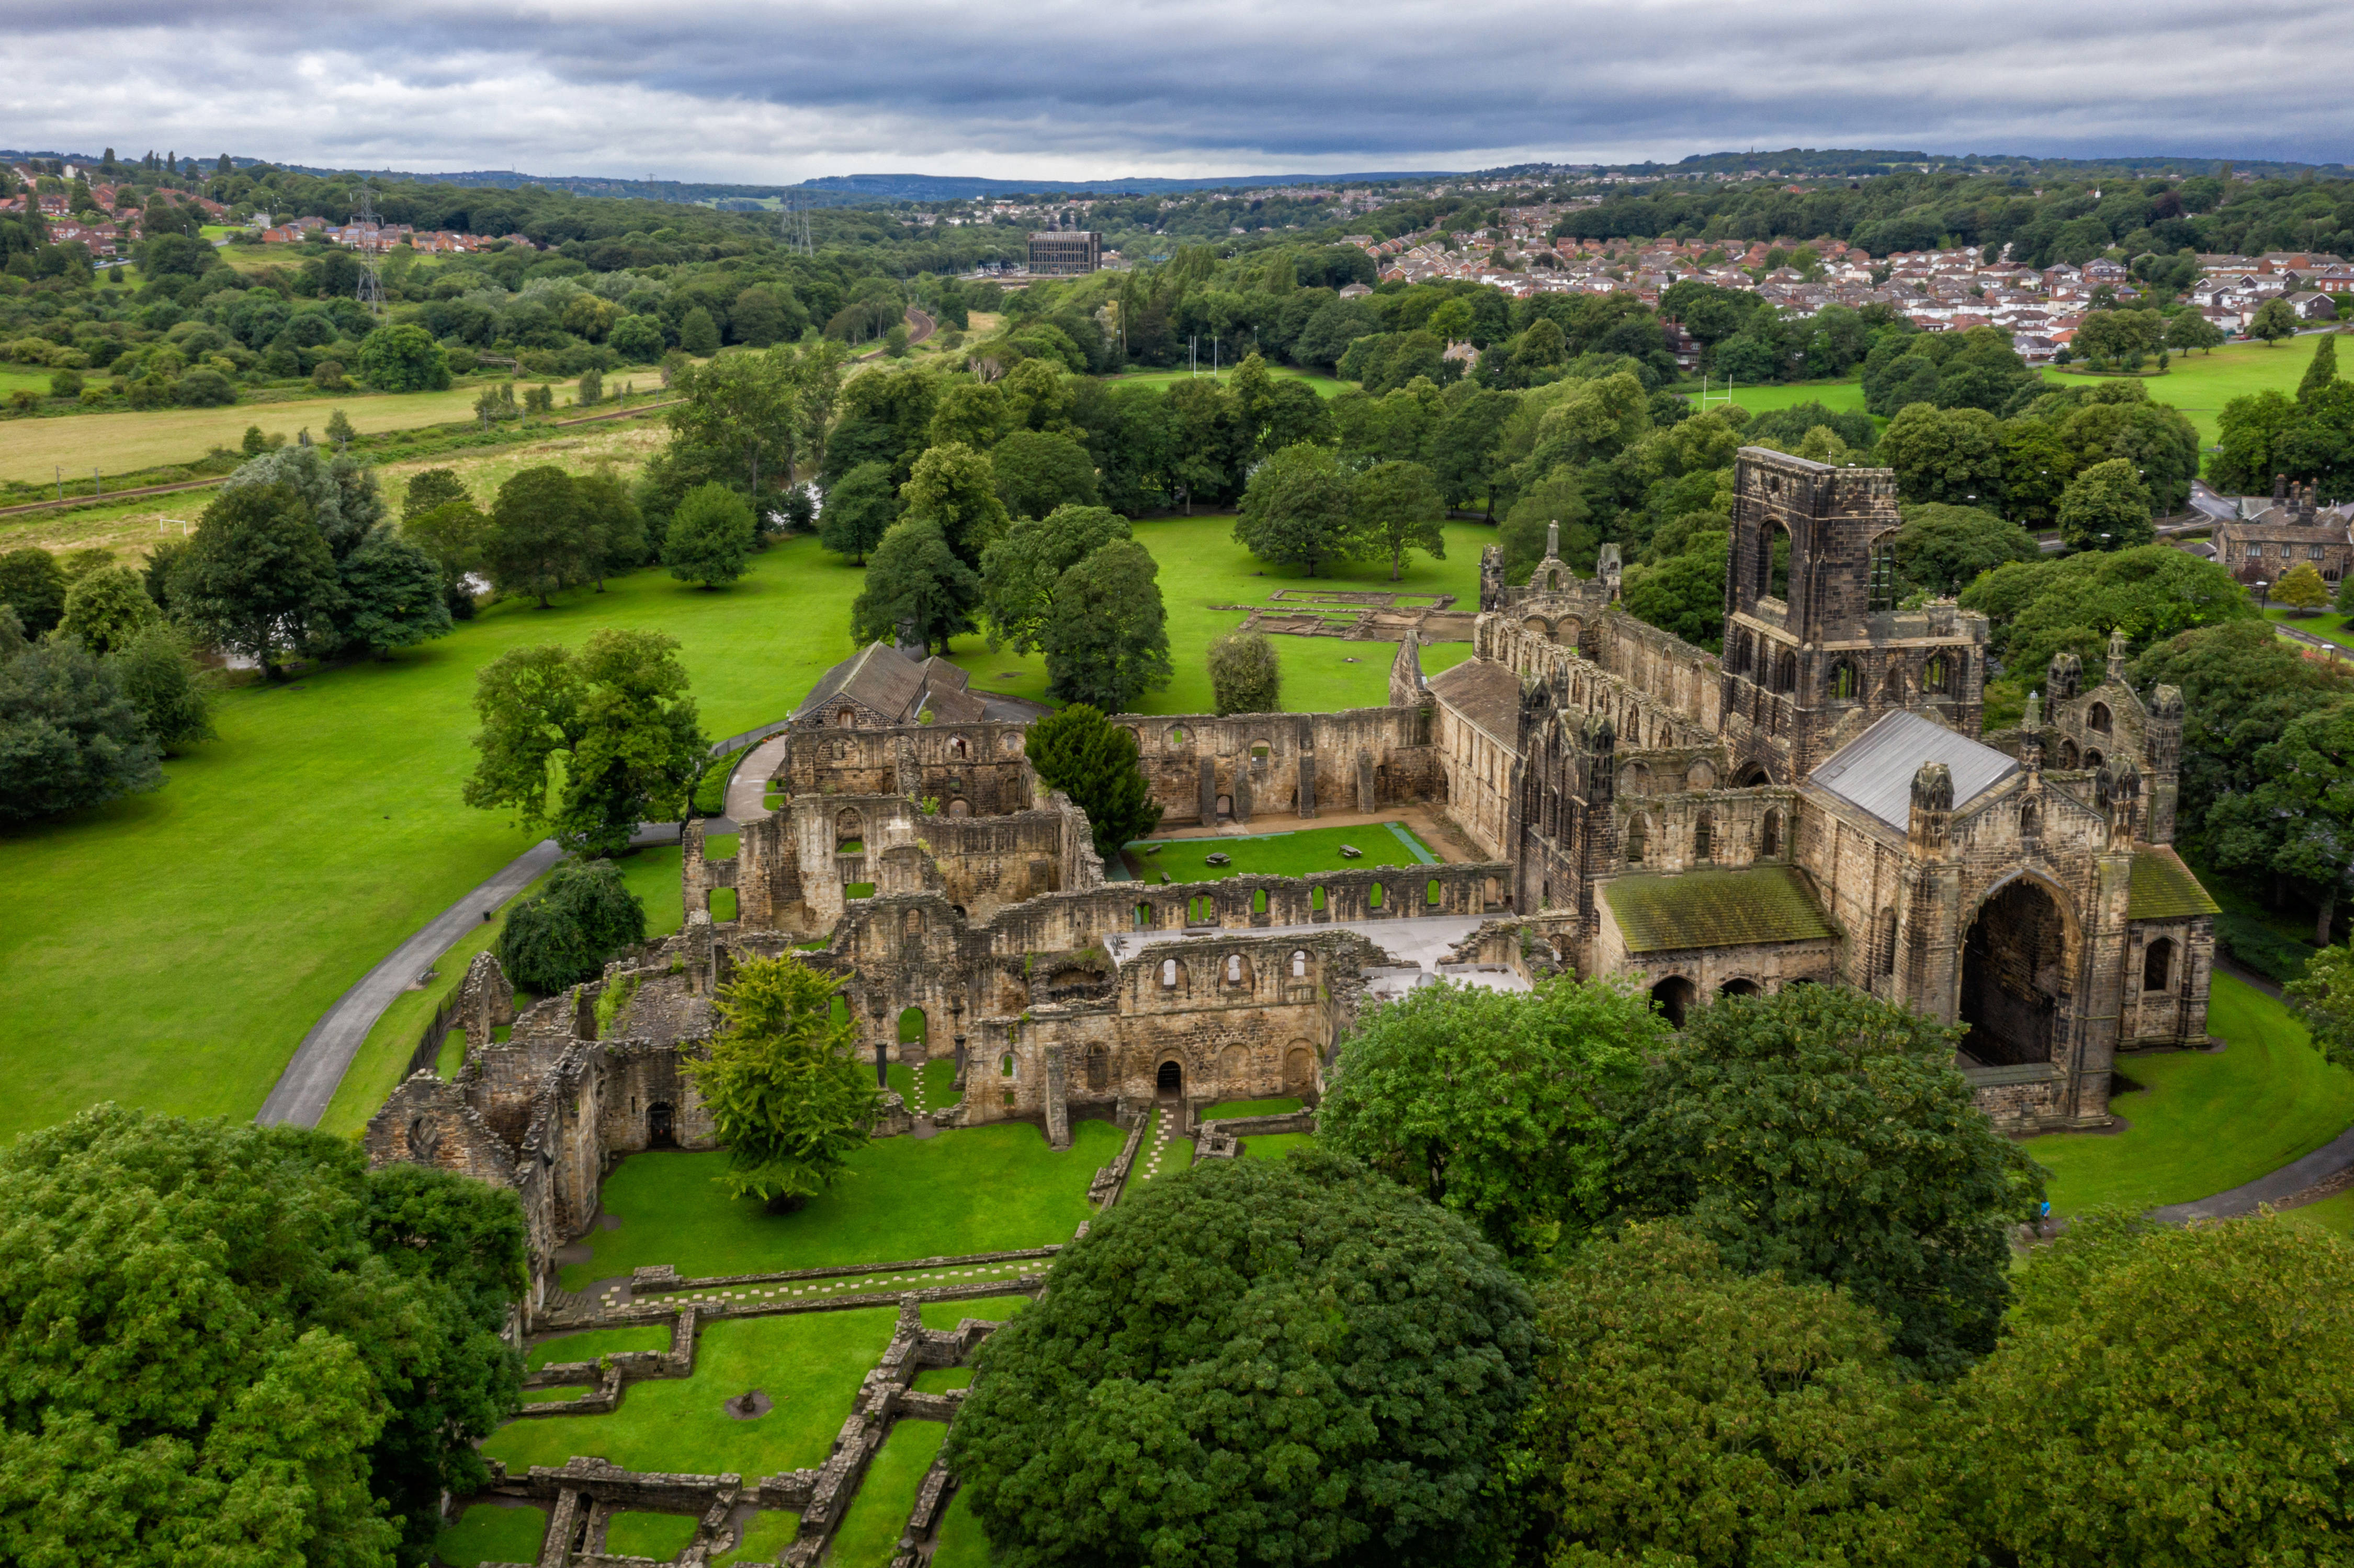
[2129, 846, 2222, 920]
[1605, 867, 1837, 954]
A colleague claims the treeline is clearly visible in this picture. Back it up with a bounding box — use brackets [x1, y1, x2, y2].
[1558, 168, 2354, 266]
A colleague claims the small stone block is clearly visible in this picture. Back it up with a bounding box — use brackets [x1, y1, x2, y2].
[1204, 852, 1231, 866]
[1339, 844, 1363, 858]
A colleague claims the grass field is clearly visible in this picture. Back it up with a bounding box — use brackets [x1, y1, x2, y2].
[435, 1502, 547, 1567]
[552, 1122, 1121, 1289]
[2266, 607, 2354, 654]
[1129, 823, 1438, 884]
[527, 1324, 675, 1372]
[714, 1511, 801, 1566]
[1244, 1133, 1317, 1160]
[886, 1057, 962, 1110]
[830, 1419, 949, 1568]
[2021, 974, 2354, 1214]
[2041, 331, 2347, 445]
[480, 1308, 896, 1478]
[931, 1489, 992, 1568]
[1677, 378, 1871, 418]
[920, 1295, 1029, 1331]
[2286, 1189, 2354, 1240]
[605, 1513, 700, 1560]
[1101, 365, 1349, 399]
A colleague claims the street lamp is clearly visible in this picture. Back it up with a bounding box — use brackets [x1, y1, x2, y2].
[2256, 578, 2270, 607]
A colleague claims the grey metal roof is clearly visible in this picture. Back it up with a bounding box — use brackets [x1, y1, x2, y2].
[1808, 709, 2017, 831]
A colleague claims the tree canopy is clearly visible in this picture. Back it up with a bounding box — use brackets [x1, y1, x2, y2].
[945, 1151, 1537, 1568]
[682, 955, 881, 1209]
[1024, 703, 1162, 859]
[495, 857, 649, 992]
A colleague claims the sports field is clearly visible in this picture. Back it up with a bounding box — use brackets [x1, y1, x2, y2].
[1100, 365, 1349, 397]
[2040, 331, 2346, 444]
[1678, 378, 1871, 418]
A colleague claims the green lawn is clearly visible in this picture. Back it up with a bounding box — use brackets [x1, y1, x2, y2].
[932, 1488, 995, 1568]
[1101, 366, 1349, 399]
[2042, 332, 2347, 445]
[527, 1324, 674, 1372]
[0, 513, 1485, 1152]
[1243, 1133, 1318, 1161]
[481, 1308, 895, 1478]
[435, 1502, 547, 1567]
[920, 1294, 1031, 1331]
[912, 1366, 975, 1392]
[829, 1419, 948, 1568]
[1135, 1105, 1193, 1186]
[1201, 1097, 1304, 1119]
[2285, 1189, 2354, 1240]
[887, 1057, 962, 1109]
[554, 1121, 1120, 1290]
[713, 1510, 801, 1565]
[1677, 378, 1871, 418]
[605, 1512, 700, 1560]
[2265, 607, 2354, 653]
[1128, 822, 1439, 887]
[2022, 974, 2354, 1214]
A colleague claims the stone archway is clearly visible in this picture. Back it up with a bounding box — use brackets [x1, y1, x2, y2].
[1648, 975, 1696, 1028]
[1960, 877, 2073, 1067]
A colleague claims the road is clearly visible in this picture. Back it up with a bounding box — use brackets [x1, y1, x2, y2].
[854, 307, 936, 362]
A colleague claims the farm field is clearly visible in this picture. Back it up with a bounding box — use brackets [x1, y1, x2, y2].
[2020, 974, 2354, 1214]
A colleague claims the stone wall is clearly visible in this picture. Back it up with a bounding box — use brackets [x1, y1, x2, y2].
[1117, 706, 1440, 825]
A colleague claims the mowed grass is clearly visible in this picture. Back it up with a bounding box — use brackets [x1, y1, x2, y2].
[1129, 822, 1438, 883]
[2265, 607, 2354, 654]
[940, 513, 1486, 716]
[1201, 1097, 1303, 1119]
[2041, 331, 2347, 445]
[2021, 974, 2354, 1214]
[481, 1307, 896, 1478]
[829, 1419, 949, 1568]
[714, 1511, 801, 1565]
[435, 1501, 548, 1567]
[605, 1512, 700, 1560]
[931, 1489, 993, 1568]
[0, 513, 1485, 1149]
[920, 1295, 1029, 1331]
[554, 1121, 1121, 1289]
[1244, 1132, 1318, 1160]
[1101, 365, 1350, 398]
[1677, 378, 1871, 418]
[527, 1324, 675, 1372]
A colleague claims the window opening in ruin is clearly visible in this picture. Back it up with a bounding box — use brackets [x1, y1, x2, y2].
[1291, 949, 1308, 978]
[1760, 809, 1781, 857]
[1311, 886, 1327, 912]
[2144, 937, 2175, 992]
[1866, 531, 1901, 612]
[1961, 878, 2069, 1067]
[1426, 878, 1442, 906]
[2088, 701, 2112, 733]
[1251, 743, 1271, 766]
[1367, 882, 1385, 909]
[1625, 816, 1648, 863]
[1719, 978, 1760, 998]
[1189, 894, 1215, 924]
[875, 1040, 889, 1085]
[1778, 651, 1797, 694]
[648, 1103, 675, 1146]
[1252, 888, 1269, 914]
[999, 1052, 1016, 1078]
[1547, 568, 1560, 590]
[1693, 811, 1713, 862]
[1168, 725, 1190, 746]
[1829, 662, 1857, 702]
[948, 798, 970, 816]
[1002, 1090, 1015, 1108]
[1160, 958, 1178, 988]
[835, 708, 856, 726]
[1085, 1046, 1108, 1090]
[1157, 1059, 1183, 1093]
[1135, 901, 1152, 929]
[1226, 954, 1243, 984]
[1648, 976, 1696, 1028]
[2020, 800, 2040, 837]
[950, 735, 969, 758]
[1215, 793, 1233, 818]
[2084, 749, 2104, 770]
[1760, 522, 1792, 600]
[1923, 653, 1949, 695]
[1879, 911, 1898, 976]
[898, 1006, 927, 1055]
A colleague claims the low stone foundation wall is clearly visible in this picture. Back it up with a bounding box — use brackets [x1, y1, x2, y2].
[1196, 1110, 1317, 1161]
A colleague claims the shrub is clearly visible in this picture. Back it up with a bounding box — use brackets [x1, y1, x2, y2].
[1206, 630, 1281, 715]
[174, 367, 237, 406]
[496, 858, 648, 993]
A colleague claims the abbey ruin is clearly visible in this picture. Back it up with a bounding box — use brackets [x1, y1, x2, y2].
[372, 445, 2220, 1310]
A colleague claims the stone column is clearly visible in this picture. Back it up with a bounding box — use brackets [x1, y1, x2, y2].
[1355, 749, 1376, 813]
[1297, 753, 1318, 817]
[1043, 1046, 1070, 1150]
[1198, 757, 1218, 824]
[1233, 757, 1253, 824]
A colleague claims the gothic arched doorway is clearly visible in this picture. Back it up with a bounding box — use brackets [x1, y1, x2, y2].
[1961, 878, 2072, 1067]
[1157, 1059, 1183, 1095]
[1649, 975, 1696, 1028]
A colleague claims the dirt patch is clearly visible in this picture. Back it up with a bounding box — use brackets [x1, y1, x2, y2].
[723, 1390, 773, 1421]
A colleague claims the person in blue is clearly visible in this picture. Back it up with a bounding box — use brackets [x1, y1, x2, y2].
[2036, 1199, 2052, 1239]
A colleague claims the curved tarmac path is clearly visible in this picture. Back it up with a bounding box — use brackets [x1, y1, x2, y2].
[257, 717, 794, 1128]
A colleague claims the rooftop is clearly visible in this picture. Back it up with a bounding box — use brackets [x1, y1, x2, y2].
[1810, 710, 2018, 831]
[2127, 846, 2222, 921]
[1605, 866, 1836, 953]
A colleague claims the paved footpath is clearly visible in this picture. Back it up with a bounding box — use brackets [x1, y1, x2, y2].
[258, 718, 796, 1129]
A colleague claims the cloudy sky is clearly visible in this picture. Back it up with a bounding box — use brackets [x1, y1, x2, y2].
[5, 0, 2350, 181]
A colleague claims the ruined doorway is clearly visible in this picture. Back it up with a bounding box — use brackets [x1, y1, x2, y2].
[648, 1102, 675, 1146]
[1961, 878, 2070, 1067]
[1156, 1059, 1183, 1095]
[1648, 976, 1696, 1028]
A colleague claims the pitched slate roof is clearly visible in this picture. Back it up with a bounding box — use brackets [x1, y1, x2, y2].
[2127, 846, 2222, 920]
[1427, 658, 1524, 748]
[793, 644, 985, 725]
[1606, 867, 1837, 953]
[1809, 709, 2018, 831]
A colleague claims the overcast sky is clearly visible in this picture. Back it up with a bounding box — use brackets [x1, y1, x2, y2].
[4, 0, 2350, 181]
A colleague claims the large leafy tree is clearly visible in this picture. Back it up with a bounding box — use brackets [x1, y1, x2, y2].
[355, 322, 452, 393]
[1207, 629, 1282, 715]
[0, 610, 164, 821]
[1233, 441, 1361, 576]
[946, 1152, 1538, 1568]
[495, 857, 649, 992]
[339, 532, 454, 657]
[0, 548, 66, 636]
[1877, 404, 2006, 508]
[989, 429, 1100, 520]
[1959, 545, 2256, 693]
[666, 346, 800, 505]
[1615, 985, 2045, 1374]
[462, 628, 706, 855]
[109, 624, 215, 753]
[2207, 698, 2354, 945]
[848, 517, 982, 655]
[980, 504, 1133, 654]
[900, 440, 1008, 570]
[402, 499, 490, 618]
[1024, 702, 1161, 859]
[2134, 620, 2354, 838]
[1952, 1213, 2354, 1565]
[1621, 531, 1730, 649]
[482, 466, 591, 608]
[1353, 458, 1447, 582]
[171, 481, 341, 677]
[1507, 1223, 1961, 1568]
[1320, 976, 1658, 1266]
[816, 460, 899, 565]
[1891, 503, 2043, 597]
[682, 955, 882, 1210]
[0, 1106, 526, 1568]
[2054, 457, 2155, 552]
[1037, 539, 1172, 713]
[56, 564, 159, 655]
[662, 482, 755, 589]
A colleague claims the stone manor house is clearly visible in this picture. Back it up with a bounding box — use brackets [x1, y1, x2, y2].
[371, 447, 2219, 1305]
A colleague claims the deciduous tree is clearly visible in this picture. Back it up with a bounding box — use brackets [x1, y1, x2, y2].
[339, 532, 454, 656]
[682, 955, 882, 1210]
[978, 504, 1130, 654]
[1892, 503, 2044, 596]
[989, 429, 1100, 520]
[495, 857, 648, 993]
[355, 322, 451, 392]
[818, 461, 900, 565]
[1352, 458, 1447, 581]
[945, 1152, 1536, 1568]
[1037, 539, 1171, 713]
[662, 483, 754, 589]
[172, 481, 341, 677]
[483, 467, 590, 607]
[900, 441, 1008, 569]
[0, 609, 164, 820]
[1233, 441, 1360, 577]
[848, 518, 981, 654]
[1207, 630, 1281, 715]
[56, 564, 159, 655]
[2055, 457, 2155, 552]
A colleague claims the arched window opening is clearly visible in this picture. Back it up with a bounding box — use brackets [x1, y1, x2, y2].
[1867, 531, 1902, 613]
[1880, 910, 1899, 976]
[999, 1052, 1016, 1078]
[1367, 882, 1386, 909]
[1923, 653, 1949, 695]
[1135, 901, 1152, 929]
[2088, 701, 2112, 734]
[1649, 975, 1696, 1028]
[1719, 978, 1760, 998]
[949, 735, 969, 759]
[2020, 800, 2040, 837]
[1252, 888, 1269, 914]
[1160, 959, 1178, 990]
[1830, 662, 1857, 702]
[1426, 878, 1443, 906]
[1692, 811, 1714, 863]
[835, 707, 857, 727]
[1291, 949, 1308, 979]
[1225, 953, 1243, 984]
[1085, 1047, 1108, 1090]
[1311, 885, 1328, 912]
[1760, 809, 1782, 858]
[1625, 815, 1649, 864]
[1168, 725, 1190, 746]
[2144, 937, 2176, 992]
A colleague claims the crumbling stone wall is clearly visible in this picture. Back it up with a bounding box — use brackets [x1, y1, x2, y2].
[1119, 706, 1440, 825]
